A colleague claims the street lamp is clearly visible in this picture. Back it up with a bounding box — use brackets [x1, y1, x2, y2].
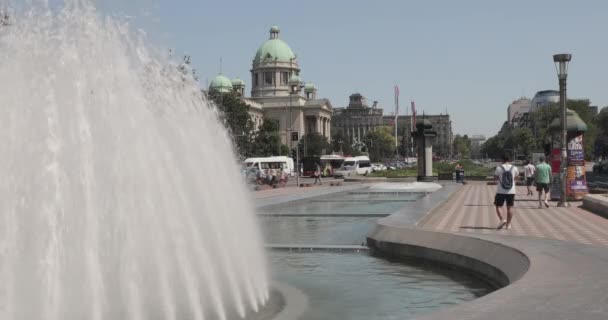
[289, 75, 303, 186]
[553, 53, 572, 207]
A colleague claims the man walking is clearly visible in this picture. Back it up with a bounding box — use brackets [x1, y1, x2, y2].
[524, 160, 536, 196]
[535, 156, 552, 208]
[494, 154, 519, 230]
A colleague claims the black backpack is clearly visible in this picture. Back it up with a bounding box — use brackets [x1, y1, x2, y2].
[499, 165, 514, 190]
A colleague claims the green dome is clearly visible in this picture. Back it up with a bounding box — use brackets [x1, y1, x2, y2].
[253, 26, 296, 64]
[549, 109, 588, 132]
[288, 74, 301, 85]
[209, 73, 233, 93]
[304, 82, 316, 93]
[231, 78, 245, 87]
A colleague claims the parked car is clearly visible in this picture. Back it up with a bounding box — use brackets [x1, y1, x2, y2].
[593, 161, 608, 174]
[371, 163, 387, 172]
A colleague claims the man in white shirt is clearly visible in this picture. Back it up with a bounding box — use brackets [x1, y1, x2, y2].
[494, 154, 519, 230]
[523, 160, 536, 196]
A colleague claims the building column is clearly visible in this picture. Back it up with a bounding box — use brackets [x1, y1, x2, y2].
[327, 119, 331, 139]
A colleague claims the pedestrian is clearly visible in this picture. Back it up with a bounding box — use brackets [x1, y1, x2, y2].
[535, 156, 552, 208]
[494, 154, 519, 230]
[314, 163, 323, 185]
[524, 160, 536, 196]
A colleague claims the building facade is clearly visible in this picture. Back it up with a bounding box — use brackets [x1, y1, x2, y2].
[381, 114, 453, 159]
[508, 97, 531, 125]
[530, 90, 559, 112]
[331, 93, 384, 142]
[208, 26, 333, 146]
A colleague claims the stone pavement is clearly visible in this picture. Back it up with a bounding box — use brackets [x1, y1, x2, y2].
[420, 182, 608, 246]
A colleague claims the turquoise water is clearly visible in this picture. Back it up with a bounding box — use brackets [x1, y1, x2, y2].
[260, 216, 376, 245]
[271, 252, 492, 320]
[261, 191, 425, 216]
[262, 190, 494, 319]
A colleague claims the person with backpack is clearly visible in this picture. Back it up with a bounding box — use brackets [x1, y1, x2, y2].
[494, 154, 519, 230]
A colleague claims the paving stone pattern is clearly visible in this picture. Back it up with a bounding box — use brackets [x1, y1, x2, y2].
[421, 182, 608, 246]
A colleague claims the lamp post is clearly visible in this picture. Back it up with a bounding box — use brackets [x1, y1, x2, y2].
[289, 76, 303, 186]
[553, 53, 572, 207]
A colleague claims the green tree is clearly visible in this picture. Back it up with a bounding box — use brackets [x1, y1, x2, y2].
[511, 127, 536, 158]
[251, 120, 281, 157]
[298, 132, 330, 157]
[330, 128, 353, 155]
[364, 126, 395, 162]
[208, 91, 255, 157]
[453, 134, 472, 159]
[595, 107, 608, 158]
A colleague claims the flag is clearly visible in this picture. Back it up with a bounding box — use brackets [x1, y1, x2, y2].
[411, 101, 417, 132]
[394, 85, 400, 121]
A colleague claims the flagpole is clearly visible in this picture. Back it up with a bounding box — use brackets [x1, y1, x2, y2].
[394, 85, 399, 158]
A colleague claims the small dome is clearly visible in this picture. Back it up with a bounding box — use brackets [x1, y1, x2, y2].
[288, 74, 301, 85]
[209, 73, 233, 93]
[231, 78, 245, 87]
[549, 109, 588, 132]
[253, 26, 296, 64]
[304, 82, 316, 93]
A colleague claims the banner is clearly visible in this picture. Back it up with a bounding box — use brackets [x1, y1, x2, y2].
[550, 173, 562, 201]
[567, 134, 584, 166]
[566, 133, 587, 200]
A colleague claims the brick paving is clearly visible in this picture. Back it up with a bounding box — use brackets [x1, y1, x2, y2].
[420, 182, 608, 246]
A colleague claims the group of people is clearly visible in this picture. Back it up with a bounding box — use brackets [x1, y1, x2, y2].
[250, 165, 288, 187]
[493, 154, 552, 230]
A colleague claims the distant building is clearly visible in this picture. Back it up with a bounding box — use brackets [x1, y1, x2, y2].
[470, 135, 486, 159]
[530, 90, 559, 112]
[331, 93, 384, 142]
[589, 105, 599, 116]
[208, 26, 333, 146]
[507, 97, 531, 125]
[381, 114, 453, 159]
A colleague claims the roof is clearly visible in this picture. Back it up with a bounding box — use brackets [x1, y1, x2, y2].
[549, 109, 588, 132]
[209, 73, 233, 93]
[253, 26, 296, 64]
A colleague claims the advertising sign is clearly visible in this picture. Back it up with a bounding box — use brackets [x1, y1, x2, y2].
[566, 165, 587, 200]
[567, 134, 585, 166]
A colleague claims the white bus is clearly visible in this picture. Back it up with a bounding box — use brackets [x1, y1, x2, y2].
[243, 156, 295, 176]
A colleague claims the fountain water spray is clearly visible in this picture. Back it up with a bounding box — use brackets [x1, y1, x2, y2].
[0, 1, 269, 319]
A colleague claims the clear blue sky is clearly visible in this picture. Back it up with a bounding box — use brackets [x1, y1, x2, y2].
[98, 0, 607, 138]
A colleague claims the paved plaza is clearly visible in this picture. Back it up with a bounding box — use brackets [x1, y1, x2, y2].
[420, 182, 608, 246]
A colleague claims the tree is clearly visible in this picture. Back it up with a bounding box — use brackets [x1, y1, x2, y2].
[364, 126, 395, 162]
[511, 127, 536, 158]
[208, 91, 255, 157]
[595, 107, 608, 159]
[330, 128, 354, 155]
[298, 132, 330, 157]
[453, 134, 472, 159]
[251, 120, 281, 157]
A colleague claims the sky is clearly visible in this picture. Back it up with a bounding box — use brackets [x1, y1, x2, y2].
[97, 0, 607, 137]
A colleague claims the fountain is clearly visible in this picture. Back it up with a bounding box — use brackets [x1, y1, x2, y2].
[0, 2, 269, 319]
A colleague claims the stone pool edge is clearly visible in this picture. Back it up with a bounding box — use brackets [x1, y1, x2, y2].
[368, 210, 608, 319]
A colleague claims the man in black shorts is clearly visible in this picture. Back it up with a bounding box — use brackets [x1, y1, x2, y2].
[494, 154, 519, 230]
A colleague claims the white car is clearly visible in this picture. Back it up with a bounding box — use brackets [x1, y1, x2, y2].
[371, 163, 387, 172]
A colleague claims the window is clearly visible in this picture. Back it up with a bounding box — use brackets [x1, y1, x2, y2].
[264, 72, 273, 85]
[254, 73, 259, 87]
[281, 72, 288, 85]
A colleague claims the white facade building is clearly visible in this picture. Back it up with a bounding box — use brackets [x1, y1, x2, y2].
[507, 97, 531, 125]
[208, 26, 333, 146]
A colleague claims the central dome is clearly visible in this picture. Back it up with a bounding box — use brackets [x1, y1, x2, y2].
[253, 26, 296, 64]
